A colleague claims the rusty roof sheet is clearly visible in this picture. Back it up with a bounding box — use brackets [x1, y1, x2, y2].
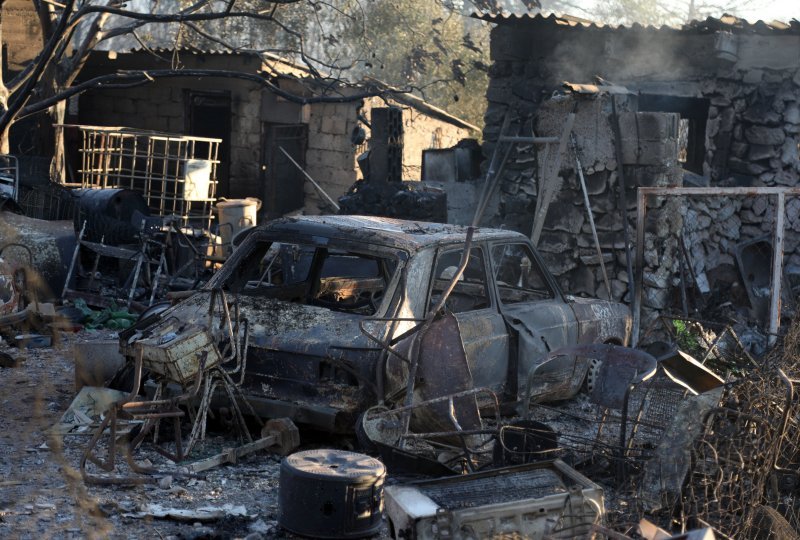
[472, 11, 800, 34]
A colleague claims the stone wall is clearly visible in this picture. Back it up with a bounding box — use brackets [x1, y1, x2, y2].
[483, 18, 800, 328]
[78, 51, 476, 218]
[485, 92, 681, 324]
[78, 52, 264, 203]
[302, 96, 475, 214]
[302, 101, 362, 214]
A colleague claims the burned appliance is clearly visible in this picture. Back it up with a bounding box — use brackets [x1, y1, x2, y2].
[385, 459, 603, 540]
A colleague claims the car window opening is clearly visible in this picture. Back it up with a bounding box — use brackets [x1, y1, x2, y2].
[491, 243, 554, 304]
[428, 247, 491, 313]
[222, 241, 396, 315]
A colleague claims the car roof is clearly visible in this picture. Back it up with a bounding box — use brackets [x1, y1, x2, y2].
[257, 215, 528, 251]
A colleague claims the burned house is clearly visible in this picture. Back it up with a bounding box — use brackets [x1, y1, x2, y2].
[73, 48, 477, 219]
[475, 12, 800, 334]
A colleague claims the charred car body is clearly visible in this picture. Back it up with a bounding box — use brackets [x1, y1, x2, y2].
[121, 216, 631, 433]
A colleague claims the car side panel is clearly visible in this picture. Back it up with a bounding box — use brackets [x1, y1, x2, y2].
[501, 299, 579, 399]
[454, 308, 509, 394]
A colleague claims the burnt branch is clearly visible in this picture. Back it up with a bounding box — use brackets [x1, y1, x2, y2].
[0, 0, 77, 134]
[17, 68, 402, 120]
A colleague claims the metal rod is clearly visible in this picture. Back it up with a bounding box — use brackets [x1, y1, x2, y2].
[472, 112, 514, 227]
[278, 146, 340, 211]
[769, 192, 785, 346]
[62, 221, 86, 300]
[498, 136, 559, 144]
[572, 134, 610, 300]
[640, 186, 800, 196]
[530, 111, 575, 246]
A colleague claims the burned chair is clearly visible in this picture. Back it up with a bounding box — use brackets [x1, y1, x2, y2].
[80, 288, 257, 484]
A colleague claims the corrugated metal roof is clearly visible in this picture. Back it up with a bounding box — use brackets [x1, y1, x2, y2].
[89, 47, 477, 131]
[472, 11, 800, 34]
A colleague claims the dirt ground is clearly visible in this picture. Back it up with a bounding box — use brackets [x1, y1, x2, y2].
[0, 330, 390, 540]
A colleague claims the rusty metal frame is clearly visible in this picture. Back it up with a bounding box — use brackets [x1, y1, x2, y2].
[633, 186, 800, 347]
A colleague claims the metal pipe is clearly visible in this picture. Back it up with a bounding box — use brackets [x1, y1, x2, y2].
[498, 136, 559, 144]
[572, 134, 610, 299]
[769, 192, 786, 346]
[640, 186, 800, 196]
[278, 146, 340, 211]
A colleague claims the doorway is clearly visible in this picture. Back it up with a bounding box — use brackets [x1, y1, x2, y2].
[185, 91, 231, 198]
[262, 123, 308, 219]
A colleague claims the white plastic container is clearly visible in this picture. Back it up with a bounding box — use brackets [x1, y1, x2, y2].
[216, 198, 260, 254]
[183, 159, 212, 201]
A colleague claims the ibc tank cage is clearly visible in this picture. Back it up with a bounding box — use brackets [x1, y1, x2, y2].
[73, 125, 221, 230]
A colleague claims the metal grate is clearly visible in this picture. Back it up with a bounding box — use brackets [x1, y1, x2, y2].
[61, 125, 221, 229]
[419, 468, 566, 509]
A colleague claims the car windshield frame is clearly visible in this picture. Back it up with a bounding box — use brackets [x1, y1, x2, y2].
[205, 229, 408, 317]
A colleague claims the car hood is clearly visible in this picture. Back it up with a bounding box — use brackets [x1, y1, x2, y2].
[137, 293, 373, 357]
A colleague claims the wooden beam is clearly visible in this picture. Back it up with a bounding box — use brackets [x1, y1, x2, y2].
[769, 192, 785, 346]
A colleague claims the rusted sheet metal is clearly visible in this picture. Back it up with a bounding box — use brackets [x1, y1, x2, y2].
[659, 350, 725, 394]
[568, 297, 632, 345]
[411, 312, 481, 435]
[137, 325, 222, 385]
[523, 344, 656, 407]
[585, 345, 657, 409]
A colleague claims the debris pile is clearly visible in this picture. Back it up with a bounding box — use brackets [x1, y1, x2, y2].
[338, 179, 447, 222]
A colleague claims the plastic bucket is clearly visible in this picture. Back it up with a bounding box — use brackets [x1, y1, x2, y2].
[215, 198, 260, 253]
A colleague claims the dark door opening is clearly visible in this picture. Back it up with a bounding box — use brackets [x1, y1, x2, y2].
[262, 123, 308, 219]
[638, 95, 710, 175]
[186, 91, 232, 198]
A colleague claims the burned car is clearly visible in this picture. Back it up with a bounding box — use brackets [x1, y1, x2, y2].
[121, 216, 630, 433]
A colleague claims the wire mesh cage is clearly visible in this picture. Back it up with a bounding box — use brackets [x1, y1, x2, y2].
[70, 125, 221, 229]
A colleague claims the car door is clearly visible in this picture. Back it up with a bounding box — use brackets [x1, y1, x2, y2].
[489, 242, 580, 400]
[427, 244, 509, 395]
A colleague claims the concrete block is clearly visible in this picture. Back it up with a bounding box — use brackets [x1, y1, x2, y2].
[308, 133, 342, 152]
[167, 117, 184, 133]
[620, 139, 678, 166]
[158, 103, 182, 119]
[321, 116, 347, 135]
[115, 98, 136, 114]
[617, 112, 679, 141]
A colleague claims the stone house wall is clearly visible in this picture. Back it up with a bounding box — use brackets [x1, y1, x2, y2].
[78, 51, 475, 218]
[482, 15, 800, 326]
[300, 95, 474, 214]
[78, 53, 264, 202]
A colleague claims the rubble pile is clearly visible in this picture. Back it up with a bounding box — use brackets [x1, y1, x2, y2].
[338, 179, 447, 222]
